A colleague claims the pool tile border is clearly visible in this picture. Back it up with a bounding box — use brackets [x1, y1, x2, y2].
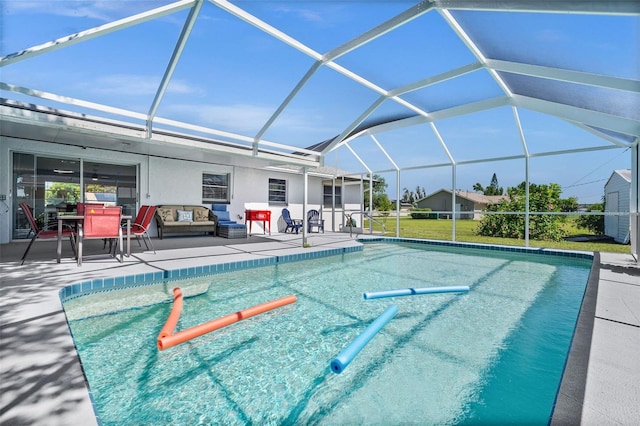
[59, 238, 593, 303]
[59, 245, 362, 302]
[358, 237, 594, 260]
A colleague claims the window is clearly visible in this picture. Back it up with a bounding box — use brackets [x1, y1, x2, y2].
[202, 173, 230, 203]
[324, 185, 342, 207]
[268, 178, 287, 205]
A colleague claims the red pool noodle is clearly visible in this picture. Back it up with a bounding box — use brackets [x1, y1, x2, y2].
[157, 294, 297, 350]
[157, 287, 183, 340]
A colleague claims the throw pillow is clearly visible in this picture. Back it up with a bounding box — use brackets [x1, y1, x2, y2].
[157, 208, 175, 222]
[193, 207, 210, 222]
[177, 209, 193, 222]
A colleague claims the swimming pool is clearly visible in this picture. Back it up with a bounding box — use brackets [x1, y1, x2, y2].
[61, 240, 593, 425]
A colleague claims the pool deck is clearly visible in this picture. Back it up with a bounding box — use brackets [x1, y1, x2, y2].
[1, 233, 639, 425]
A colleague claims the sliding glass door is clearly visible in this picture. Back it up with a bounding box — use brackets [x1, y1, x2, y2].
[12, 152, 137, 240]
[83, 161, 137, 216]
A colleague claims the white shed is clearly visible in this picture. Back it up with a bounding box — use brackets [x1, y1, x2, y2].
[604, 169, 631, 243]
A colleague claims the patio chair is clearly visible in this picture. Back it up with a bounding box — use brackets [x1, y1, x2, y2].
[128, 205, 156, 253]
[212, 204, 247, 239]
[19, 202, 76, 265]
[76, 202, 104, 215]
[77, 205, 123, 266]
[307, 209, 324, 233]
[78, 202, 116, 250]
[282, 208, 303, 234]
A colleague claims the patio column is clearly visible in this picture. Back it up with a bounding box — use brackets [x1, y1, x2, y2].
[632, 141, 639, 264]
[303, 167, 308, 246]
[396, 169, 400, 237]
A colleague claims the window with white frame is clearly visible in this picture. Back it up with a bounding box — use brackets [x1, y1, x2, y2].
[202, 173, 230, 203]
[268, 178, 287, 205]
[323, 185, 342, 207]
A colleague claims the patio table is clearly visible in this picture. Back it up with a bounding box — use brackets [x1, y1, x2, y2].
[57, 214, 131, 263]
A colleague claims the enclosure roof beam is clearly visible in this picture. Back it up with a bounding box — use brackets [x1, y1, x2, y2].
[486, 59, 640, 93]
[147, 0, 204, 138]
[512, 95, 640, 136]
[432, 0, 640, 16]
[0, 0, 196, 66]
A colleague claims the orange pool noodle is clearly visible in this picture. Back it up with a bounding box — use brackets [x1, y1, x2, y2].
[157, 287, 183, 340]
[157, 294, 297, 350]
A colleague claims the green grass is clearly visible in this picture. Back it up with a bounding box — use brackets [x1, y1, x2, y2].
[364, 216, 631, 254]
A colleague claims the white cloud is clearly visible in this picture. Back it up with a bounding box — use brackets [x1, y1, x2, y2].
[4, 1, 170, 22]
[163, 102, 325, 137]
[535, 29, 568, 43]
[81, 74, 200, 96]
[273, 6, 325, 24]
[165, 103, 273, 133]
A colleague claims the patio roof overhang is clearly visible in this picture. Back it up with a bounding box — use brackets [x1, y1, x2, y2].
[0, 98, 321, 170]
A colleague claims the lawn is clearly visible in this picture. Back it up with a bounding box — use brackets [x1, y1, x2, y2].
[363, 216, 631, 254]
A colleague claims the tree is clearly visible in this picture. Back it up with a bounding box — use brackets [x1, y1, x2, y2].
[401, 188, 415, 204]
[472, 182, 484, 193]
[45, 182, 80, 205]
[559, 196, 579, 212]
[475, 181, 567, 241]
[401, 186, 426, 205]
[376, 196, 393, 216]
[364, 174, 390, 210]
[485, 173, 503, 196]
[576, 200, 605, 235]
[473, 173, 503, 196]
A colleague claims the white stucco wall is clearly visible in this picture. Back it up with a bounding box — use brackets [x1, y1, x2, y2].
[1, 137, 362, 242]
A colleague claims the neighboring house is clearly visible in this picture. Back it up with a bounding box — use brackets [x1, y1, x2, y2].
[604, 169, 631, 243]
[416, 189, 505, 219]
[388, 201, 414, 216]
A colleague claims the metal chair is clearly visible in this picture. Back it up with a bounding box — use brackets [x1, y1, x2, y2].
[128, 205, 157, 253]
[77, 206, 123, 266]
[282, 208, 303, 234]
[307, 209, 325, 233]
[19, 202, 76, 265]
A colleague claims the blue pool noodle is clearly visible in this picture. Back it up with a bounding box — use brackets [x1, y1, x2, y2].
[330, 304, 398, 374]
[363, 285, 469, 300]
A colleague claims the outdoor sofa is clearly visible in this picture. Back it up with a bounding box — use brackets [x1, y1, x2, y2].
[155, 205, 217, 239]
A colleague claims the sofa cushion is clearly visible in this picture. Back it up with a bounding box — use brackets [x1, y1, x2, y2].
[157, 208, 175, 222]
[190, 221, 216, 226]
[177, 209, 193, 222]
[163, 221, 189, 227]
[192, 207, 210, 222]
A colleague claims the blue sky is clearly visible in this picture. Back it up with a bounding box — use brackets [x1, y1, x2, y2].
[1, 1, 637, 204]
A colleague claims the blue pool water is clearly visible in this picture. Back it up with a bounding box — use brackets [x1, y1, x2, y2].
[62, 241, 592, 425]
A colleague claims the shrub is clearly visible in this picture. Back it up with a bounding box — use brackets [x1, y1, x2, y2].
[475, 182, 568, 241]
[575, 202, 605, 234]
[410, 208, 434, 219]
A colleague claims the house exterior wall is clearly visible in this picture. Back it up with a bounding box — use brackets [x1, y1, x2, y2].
[416, 191, 476, 219]
[604, 172, 631, 243]
[0, 137, 360, 243]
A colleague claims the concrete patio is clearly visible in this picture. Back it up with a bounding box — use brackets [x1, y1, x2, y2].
[1, 233, 638, 425]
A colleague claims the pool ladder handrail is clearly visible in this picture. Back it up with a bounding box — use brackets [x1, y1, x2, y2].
[344, 211, 386, 237]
